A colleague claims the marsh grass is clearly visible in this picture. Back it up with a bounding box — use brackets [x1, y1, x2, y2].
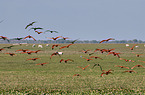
[0, 43, 145, 94]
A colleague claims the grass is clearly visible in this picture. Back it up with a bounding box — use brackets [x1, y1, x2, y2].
[0, 43, 145, 94]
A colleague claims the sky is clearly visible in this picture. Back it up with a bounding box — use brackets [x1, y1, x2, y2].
[0, 0, 145, 41]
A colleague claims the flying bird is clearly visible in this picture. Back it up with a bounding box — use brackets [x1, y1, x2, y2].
[50, 52, 61, 59]
[81, 49, 91, 53]
[127, 44, 138, 50]
[70, 39, 79, 44]
[92, 64, 102, 71]
[131, 65, 145, 69]
[59, 44, 73, 49]
[0, 48, 5, 52]
[51, 44, 61, 50]
[2, 45, 14, 49]
[36, 63, 48, 66]
[29, 27, 43, 31]
[23, 35, 36, 41]
[26, 58, 40, 61]
[107, 52, 121, 58]
[138, 60, 145, 63]
[114, 65, 130, 69]
[123, 70, 137, 73]
[11, 37, 24, 40]
[59, 59, 74, 63]
[30, 50, 41, 53]
[0, 36, 10, 42]
[78, 65, 90, 70]
[35, 31, 43, 34]
[119, 58, 135, 62]
[81, 57, 93, 61]
[61, 37, 70, 40]
[73, 74, 81, 77]
[44, 30, 58, 33]
[5, 53, 16, 56]
[16, 49, 30, 52]
[132, 52, 143, 57]
[101, 69, 113, 77]
[25, 21, 36, 29]
[47, 36, 62, 40]
[89, 56, 103, 60]
[99, 38, 115, 43]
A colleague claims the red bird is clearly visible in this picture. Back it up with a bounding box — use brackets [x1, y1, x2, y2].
[123, 70, 137, 73]
[107, 52, 121, 58]
[59, 59, 74, 63]
[61, 37, 70, 40]
[0, 48, 5, 52]
[114, 65, 130, 69]
[0, 36, 10, 42]
[16, 49, 30, 52]
[36, 63, 48, 66]
[99, 38, 115, 43]
[132, 52, 143, 57]
[131, 65, 145, 69]
[73, 74, 81, 77]
[35, 31, 43, 34]
[81, 57, 93, 61]
[30, 50, 41, 53]
[5, 53, 16, 56]
[78, 65, 90, 70]
[23, 35, 36, 41]
[26, 58, 40, 61]
[127, 44, 137, 50]
[119, 58, 135, 62]
[81, 49, 91, 53]
[21, 51, 33, 55]
[89, 56, 103, 60]
[50, 52, 60, 59]
[101, 69, 113, 77]
[59, 44, 73, 49]
[52, 44, 61, 50]
[47, 36, 62, 40]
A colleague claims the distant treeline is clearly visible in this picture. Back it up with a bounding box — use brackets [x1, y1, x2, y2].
[0, 39, 144, 44]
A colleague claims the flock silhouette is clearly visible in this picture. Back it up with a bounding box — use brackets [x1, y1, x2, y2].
[0, 21, 145, 77]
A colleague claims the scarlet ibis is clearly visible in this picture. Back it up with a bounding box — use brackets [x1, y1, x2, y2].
[99, 38, 115, 43]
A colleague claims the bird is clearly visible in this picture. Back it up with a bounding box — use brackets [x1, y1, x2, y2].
[61, 37, 70, 40]
[30, 50, 41, 53]
[114, 65, 130, 69]
[101, 69, 113, 77]
[2, 45, 14, 49]
[89, 56, 103, 60]
[47, 36, 62, 40]
[73, 74, 81, 77]
[81, 57, 93, 61]
[59, 44, 73, 49]
[23, 35, 36, 41]
[50, 52, 60, 59]
[123, 70, 137, 73]
[16, 49, 30, 52]
[92, 63, 102, 71]
[119, 58, 135, 62]
[51, 44, 61, 50]
[138, 60, 145, 63]
[127, 44, 138, 50]
[29, 27, 43, 31]
[99, 38, 115, 43]
[0, 36, 10, 42]
[107, 52, 121, 58]
[70, 39, 79, 44]
[35, 31, 43, 34]
[26, 58, 40, 61]
[44, 30, 58, 33]
[106, 48, 115, 52]
[131, 65, 145, 69]
[36, 63, 48, 66]
[5, 53, 16, 56]
[11, 37, 24, 40]
[0, 48, 5, 52]
[132, 52, 143, 57]
[81, 49, 91, 53]
[25, 21, 36, 29]
[21, 51, 33, 55]
[59, 59, 74, 63]
[78, 65, 90, 70]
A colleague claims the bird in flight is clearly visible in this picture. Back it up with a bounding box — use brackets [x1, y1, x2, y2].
[89, 56, 103, 60]
[60, 59, 74, 63]
[0, 36, 10, 42]
[132, 52, 143, 57]
[5, 53, 16, 56]
[70, 39, 79, 44]
[131, 65, 145, 69]
[119, 58, 135, 62]
[47, 36, 62, 40]
[26, 58, 40, 61]
[11, 37, 24, 40]
[78, 65, 90, 70]
[99, 38, 115, 43]
[127, 44, 137, 50]
[61, 37, 70, 40]
[138, 60, 145, 63]
[73, 74, 81, 77]
[107, 52, 121, 58]
[0, 48, 5, 52]
[81, 49, 91, 53]
[92, 63, 102, 71]
[25, 21, 36, 29]
[44, 30, 58, 33]
[101, 69, 113, 77]
[35, 31, 43, 34]
[123, 70, 137, 73]
[59, 44, 74, 49]
[50, 52, 61, 59]
[81, 57, 93, 61]
[16, 49, 30, 52]
[36, 63, 49, 66]
[23, 35, 36, 41]
[2, 45, 14, 49]
[51, 44, 61, 50]
[29, 27, 43, 31]
[114, 65, 130, 69]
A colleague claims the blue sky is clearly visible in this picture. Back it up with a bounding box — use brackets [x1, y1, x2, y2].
[0, 0, 145, 41]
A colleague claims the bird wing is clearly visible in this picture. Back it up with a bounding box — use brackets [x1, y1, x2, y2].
[84, 65, 90, 69]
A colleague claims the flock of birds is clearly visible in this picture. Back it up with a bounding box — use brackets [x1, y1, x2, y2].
[0, 21, 145, 77]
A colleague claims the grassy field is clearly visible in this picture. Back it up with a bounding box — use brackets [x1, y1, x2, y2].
[0, 43, 145, 94]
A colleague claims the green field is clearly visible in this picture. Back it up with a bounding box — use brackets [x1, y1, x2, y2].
[0, 43, 145, 94]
